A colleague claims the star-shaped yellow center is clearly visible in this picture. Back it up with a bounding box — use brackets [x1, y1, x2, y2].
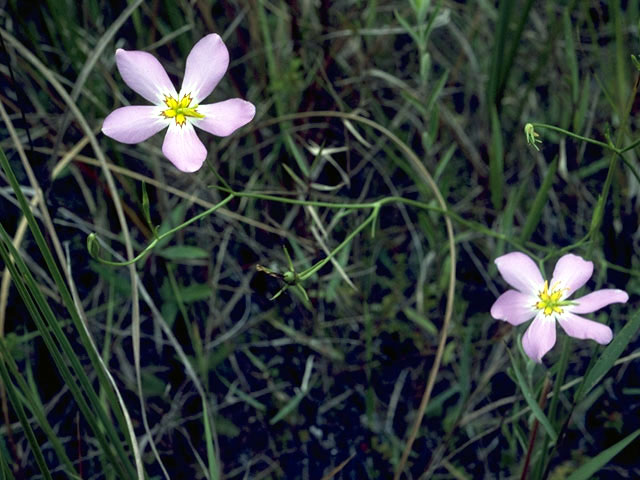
[161, 93, 204, 126]
[535, 280, 567, 316]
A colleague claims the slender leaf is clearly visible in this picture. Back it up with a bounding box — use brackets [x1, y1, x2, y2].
[158, 245, 210, 260]
[270, 387, 309, 425]
[0, 228, 132, 478]
[566, 429, 640, 480]
[0, 340, 77, 477]
[508, 350, 557, 442]
[520, 157, 558, 242]
[202, 397, 220, 480]
[490, 105, 504, 210]
[0, 147, 136, 475]
[0, 358, 52, 480]
[577, 309, 640, 401]
[563, 9, 579, 103]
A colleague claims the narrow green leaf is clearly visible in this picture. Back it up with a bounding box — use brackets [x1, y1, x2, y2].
[0, 228, 134, 478]
[589, 194, 605, 233]
[563, 9, 579, 103]
[577, 309, 640, 401]
[520, 157, 558, 242]
[219, 377, 267, 412]
[489, 105, 504, 210]
[202, 397, 220, 480]
[270, 388, 309, 425]
[284, 133, 310, 177]
[281, 163, 307, 190]
[424, 69, 449, 116]
[566, 429, 640, 480]
[403, 307, 438, 336]
[394, 10, 420, 45]
[0, 340, 77, 477]
[141, 182, 152, 227]
[508, 350, 557, 442]
[158, 245, 210, 260]
[0, 438, 16, 480]
[0, 147, 136, 476]
[178, 283, 212, 303]
[487, 0, 514, 105]
[0, 359, 52, 480]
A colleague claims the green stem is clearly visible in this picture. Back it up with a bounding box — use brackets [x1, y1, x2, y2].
[215, 187, 541, 260]
[619, 136, 640, 153]
[532, 336, 572, 480]
[299, 206, 379, 280]
[93, 194, 235, 266]
[530, 123, 615, 152]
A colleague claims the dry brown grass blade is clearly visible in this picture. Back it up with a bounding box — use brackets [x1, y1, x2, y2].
[321, 453, 357, 480]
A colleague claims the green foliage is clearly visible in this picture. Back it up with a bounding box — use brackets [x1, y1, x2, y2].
[1, 0, 639, 478]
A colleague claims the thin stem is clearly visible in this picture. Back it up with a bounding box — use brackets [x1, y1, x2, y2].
[92, 195, 235, 266]
[299, 206, 379, 280]
[520, 375, 552, 480]
[216, 187, 540, 258]
[532, 337, 571, 480]
[619, 136, 640, 153]
[530, 123, 616, 152]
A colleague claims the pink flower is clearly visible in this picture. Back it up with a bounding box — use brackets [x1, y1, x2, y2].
[490, 252, 628, 363]
[102, 34, 255, 172]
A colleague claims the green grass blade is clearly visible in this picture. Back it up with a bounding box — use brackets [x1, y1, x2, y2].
[576, 309, 640, 402]
[563, 9, 579, 103]
[0, 147, 136, 469]
[499, 0, 535, 84]
[489, 105, 504, 210]
[566, 429, 640, 480]
[0, 340, 78, 477]
[202, 397, 220, 480]
[508, 350, 557, 442]
[0, 228, 133, 478]
[269, 388, 309, 426]
[487, 0, 514, 105]
[520, 156, 558, 242]
[0, 356, 53, 480]
[0, 438, 16, 480]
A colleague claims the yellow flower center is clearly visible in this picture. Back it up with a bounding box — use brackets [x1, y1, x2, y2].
[535, 280, 566, 316]
[161, 93, 204, 126]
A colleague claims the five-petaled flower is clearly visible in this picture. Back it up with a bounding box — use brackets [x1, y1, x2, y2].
[102, 34, 255, 172]
[491, 252, 628, 363]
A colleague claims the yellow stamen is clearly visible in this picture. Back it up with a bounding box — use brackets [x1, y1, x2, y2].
[535, 280, 567, 317]
[160, 93, 205, 126]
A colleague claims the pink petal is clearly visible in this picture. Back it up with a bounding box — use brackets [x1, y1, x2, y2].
[102, 106, 168, 144]
[194, 99, 256, 137]
[570, 289, 629, 314]
[115, 49, 177, 104]
[522, 313, 557, 363]
[180, 34, 229, 104]
[557, 312, 613, 344]
[550, 254, 593, 299]
[490, 290, 537, 325]
[162, 123, 207, 172]
[494, 252, 544, 295]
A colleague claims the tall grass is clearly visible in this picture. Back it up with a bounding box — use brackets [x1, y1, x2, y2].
[0, 1, 639, 478]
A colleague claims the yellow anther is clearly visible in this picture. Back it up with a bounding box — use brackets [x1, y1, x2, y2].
[179, 94, 192, 108]
[164, 96, 179, 109]
[160, 93, 204, 126]
[535, 280, 566, 317]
